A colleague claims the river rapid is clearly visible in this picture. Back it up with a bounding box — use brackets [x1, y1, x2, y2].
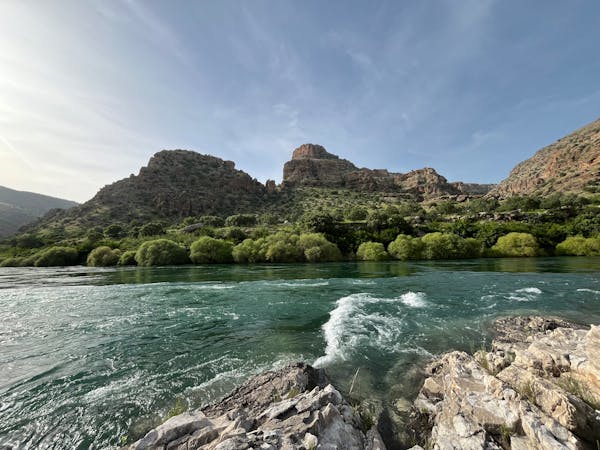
[1, 258, 599, 448]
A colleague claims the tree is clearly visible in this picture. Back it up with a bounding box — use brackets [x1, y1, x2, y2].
[356, 242, 389, 261]
[34, 246, 79, 267]
[225, 214, 257, 227]
[199, 215, 225, 227]
[135, 239, 189, 266]
[232, 238, 268, 263]
[190, 237, 234, 263]
[138, 222, 165, 237]
[345, 207, 368, 221]
[87, 246, 120, 266]
[104, 224, 126, 239]
[118, 250, 137, 266]
[298, 233, 342, 262]
[556, 236, 600, 256]
[491, 232, 538, 257]
[388, 234, 424, 260]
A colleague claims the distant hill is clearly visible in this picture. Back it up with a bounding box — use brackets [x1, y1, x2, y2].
[490, 118, 600, 197]
[0, 185, 78, 237]
[28, 150, 268, 231]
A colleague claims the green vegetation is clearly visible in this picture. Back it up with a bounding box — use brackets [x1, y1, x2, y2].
[135, 239, 189, 266]
[1, 191, 599, 267]
[87, 246, 120, 267]
[356, 242, 389, 261]
[556, 236, 600, 256]
[491, 232, 539, 257]
[190, 236, 234, 263]
[34, 246, 79, 267]
[557, 375, 600, 410]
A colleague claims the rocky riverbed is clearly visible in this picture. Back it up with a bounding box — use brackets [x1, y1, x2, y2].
[129, 316, 600, 449]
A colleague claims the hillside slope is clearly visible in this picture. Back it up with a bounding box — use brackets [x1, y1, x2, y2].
[0, 185, 77, 237]
[491, 118, 600, 197]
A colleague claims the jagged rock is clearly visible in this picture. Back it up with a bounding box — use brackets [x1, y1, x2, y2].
[490, 117, 600, 197]
[282, 144, 489, 199]
[129, 362, 385, 450]
[413, 316, 600, 449]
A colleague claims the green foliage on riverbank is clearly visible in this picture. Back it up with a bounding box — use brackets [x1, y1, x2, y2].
[1, 192, 599, 267]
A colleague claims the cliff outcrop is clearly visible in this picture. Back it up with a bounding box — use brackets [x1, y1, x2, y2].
[490, 118, 600, 197]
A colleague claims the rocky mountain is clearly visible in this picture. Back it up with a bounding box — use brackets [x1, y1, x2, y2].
[29, 150, 267, 230]
[491, 117, 600, 197]
[282, 143, 493, 199]
[0, 185, 77, 237]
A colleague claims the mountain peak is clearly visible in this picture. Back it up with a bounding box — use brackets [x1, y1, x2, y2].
[291, 144, 340, 161]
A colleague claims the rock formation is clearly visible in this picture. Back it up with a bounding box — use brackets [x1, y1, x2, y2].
[414, 316, 600, 449]
[490, 118, 600, 198]
[128, 362, 385, 450]
[26, 150, 268, 230]
[282, 144, 493, 199]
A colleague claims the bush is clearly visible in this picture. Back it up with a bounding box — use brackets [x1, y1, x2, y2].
[356, 242, 389, 261]
[135, 239, 189, 266]
[199, 215, 225, 227]
[232, 238, 268, 263]
[491, 232, 538, 257]
[556, 236, 600, 256]
[345, 207, 368, 221]
[118, 250, 137, 266]
[225, 214, 257, 227]
[104, 224, 126, 239]
[0, 257, 25, 267]
[298, 233, 342, 262]
[138, 222, 165, 237]
[34, 246, 79, 267]
[388, 234, 424, 260]
[87, 246, 120, 266]
[190, 237, 234, 264]
[421, 233, 464, 259]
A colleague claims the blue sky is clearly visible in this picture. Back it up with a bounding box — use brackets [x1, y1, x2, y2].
[1, 0, 599, 202]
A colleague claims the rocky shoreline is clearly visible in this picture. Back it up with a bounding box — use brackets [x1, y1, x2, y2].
[128, 316, 600, 449]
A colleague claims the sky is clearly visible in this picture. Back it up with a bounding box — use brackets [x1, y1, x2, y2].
[1, 0, 599, 203]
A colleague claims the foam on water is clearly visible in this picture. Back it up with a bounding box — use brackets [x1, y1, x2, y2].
[516, 287, 542, 294]
[314, 293, 419, 367]
[577, 288, 600, 294]
[400, 291, 427, 307]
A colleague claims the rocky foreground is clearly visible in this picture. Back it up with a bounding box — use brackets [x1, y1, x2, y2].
[129, 317, 600, 449]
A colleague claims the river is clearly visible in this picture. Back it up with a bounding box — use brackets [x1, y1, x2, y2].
[1, 258, 599, 448]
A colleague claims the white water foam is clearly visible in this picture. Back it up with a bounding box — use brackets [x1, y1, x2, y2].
[516, 287, 542, 294]
[400, 291, 427, 308]
[577, 288, 600, 295]
[314, 292, 425, 367]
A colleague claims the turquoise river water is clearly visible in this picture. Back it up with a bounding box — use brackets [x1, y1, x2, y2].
[1, 258, 600, 449]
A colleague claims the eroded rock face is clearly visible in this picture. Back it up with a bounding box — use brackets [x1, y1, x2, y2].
[414, 316, 600, 450]
[490, 118, 600, 198]
[129, 362, 385, 450]
[282, 144, 490, 199]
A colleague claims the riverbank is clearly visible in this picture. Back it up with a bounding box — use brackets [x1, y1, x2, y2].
[130, 316, 600, 450]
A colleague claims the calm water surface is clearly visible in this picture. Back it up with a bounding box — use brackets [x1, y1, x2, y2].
[1, 258, 600, 448]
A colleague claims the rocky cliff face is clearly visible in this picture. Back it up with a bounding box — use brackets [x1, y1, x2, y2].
[282, 144, 492, 199]
[491, 118, 600, 197]
[32, 150, 267, 229]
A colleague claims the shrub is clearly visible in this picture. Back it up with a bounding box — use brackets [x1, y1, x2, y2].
[345, 207, 368, 221]
[388, 234, 424, 260]
[135, 239, 189, 266]
[34, 246, 79, 267]
[298, 233, 342, 262]
[356, 242, 389, 261]
[15, 234, 44, 249]
[232, 238, 268, 263]
[225, 214, 257, 227]
[0, 257, 25, 267]
[555, 236, 600, 256]
[491, 232, 538, 257]
[421, 232, 465, 259]
[190, 237, 234, 264]
[118, 250, 137, 266]
[138, 222, 165, 237]
[104, 224, 126, 239]
[199, 215, 225, 227]
[87, 246, 120, 266]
